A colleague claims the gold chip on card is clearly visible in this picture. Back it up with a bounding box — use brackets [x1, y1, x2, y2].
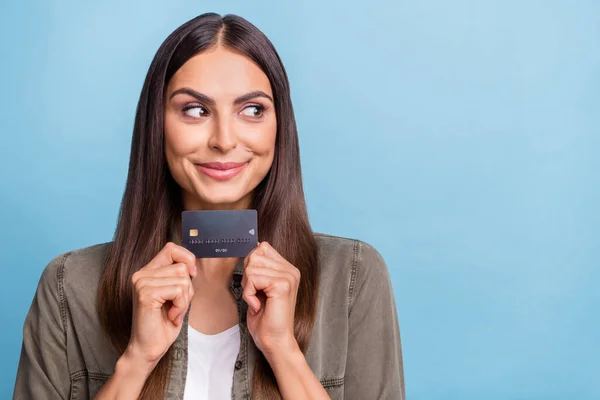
[189, 229, 198, 237]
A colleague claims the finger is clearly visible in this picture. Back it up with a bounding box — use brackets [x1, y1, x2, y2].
[257, 241, 288, 264]
[241, 264, 286, 293]
[241, 267, 294, 313]
[241, 249, 279, 291]
[248, 274, 293, 296]
[145, 242, 197, 277]
[254, 243, 301, 281]
[134, 276, 191, 291]
[246, 253, 286, 272]
[241, 274, 261, 314]
[132, 262, 194, 287]
[143, 263, 193, 279]
[164, 285, 190, 325]
[135, 275, 195, 305]
[137, 284, 189, 325]
[243, 243, 264, 270]
[245, 266, 289, 279]
[242, 274, 293, 313]
[245, 252, 300, 284]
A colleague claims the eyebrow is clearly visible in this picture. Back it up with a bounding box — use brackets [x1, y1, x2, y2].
[169, 88, 274, 106]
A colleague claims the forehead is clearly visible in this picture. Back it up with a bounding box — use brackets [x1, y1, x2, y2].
[167, 46, 273, 97]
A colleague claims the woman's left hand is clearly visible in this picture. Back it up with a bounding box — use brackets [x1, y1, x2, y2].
[241, 241, 301, 356]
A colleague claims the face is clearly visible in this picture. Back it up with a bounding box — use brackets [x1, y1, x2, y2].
[164, 46, 277, 210]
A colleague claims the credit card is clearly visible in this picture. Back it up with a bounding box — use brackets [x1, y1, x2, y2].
[181, 209, 258, 258]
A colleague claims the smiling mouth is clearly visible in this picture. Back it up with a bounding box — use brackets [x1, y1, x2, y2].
[196, 162, 248, 181]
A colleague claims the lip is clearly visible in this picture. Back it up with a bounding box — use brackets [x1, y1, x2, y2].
[196, 161, 248, 181]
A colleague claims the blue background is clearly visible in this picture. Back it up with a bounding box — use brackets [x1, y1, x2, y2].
[1, 1, 598, 399]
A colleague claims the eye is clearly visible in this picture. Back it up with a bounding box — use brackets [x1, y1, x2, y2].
[182, 105, 208, 118]
[241, 104, 265, 118]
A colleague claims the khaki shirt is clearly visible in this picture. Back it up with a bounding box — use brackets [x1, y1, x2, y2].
[13, 233, 405, 399]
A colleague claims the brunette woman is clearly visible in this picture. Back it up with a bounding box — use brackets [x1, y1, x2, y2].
[13, 12, 405, 400]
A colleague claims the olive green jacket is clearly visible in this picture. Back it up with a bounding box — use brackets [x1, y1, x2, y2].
[13, 233, 405, 399]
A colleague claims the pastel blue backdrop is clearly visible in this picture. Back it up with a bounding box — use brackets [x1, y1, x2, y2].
[1, 1, 598, 399]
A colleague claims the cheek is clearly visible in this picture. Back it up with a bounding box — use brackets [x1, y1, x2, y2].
[164, 114, 203, 158]
[245, 120, 277, 156]
[164, 115, 204, 183]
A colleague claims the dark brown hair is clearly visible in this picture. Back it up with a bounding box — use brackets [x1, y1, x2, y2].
[97, 12, 319, 399]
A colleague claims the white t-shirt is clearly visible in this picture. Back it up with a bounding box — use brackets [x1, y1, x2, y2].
[183, 322, 241, 400]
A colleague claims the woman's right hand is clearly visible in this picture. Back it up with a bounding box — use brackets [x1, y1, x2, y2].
[124, 241, 197, 370]
[94, 242, 197, 399]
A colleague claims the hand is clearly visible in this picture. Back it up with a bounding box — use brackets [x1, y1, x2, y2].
[125, 242, 197, 371]
[241, 242, 301, 356]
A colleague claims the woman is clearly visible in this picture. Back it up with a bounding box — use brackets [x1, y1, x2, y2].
[13, 12, 405, 400]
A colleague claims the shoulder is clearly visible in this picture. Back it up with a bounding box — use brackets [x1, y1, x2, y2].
[313, 232, 391, 306]
[32, 242, 118, 377]
[37, 241, 112, 302]
[313, 231, 387, 272]
[61, 241, 112, 278]
[304, 233, 394, 371]
[314, 232, 385, 262]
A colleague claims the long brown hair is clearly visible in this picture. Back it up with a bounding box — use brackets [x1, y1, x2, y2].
[97, 12, 319, 399]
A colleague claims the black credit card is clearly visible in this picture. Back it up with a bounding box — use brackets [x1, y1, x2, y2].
[181, 209, 258, 258]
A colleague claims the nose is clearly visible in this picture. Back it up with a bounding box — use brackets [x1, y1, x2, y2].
[207, 114, 237, 152]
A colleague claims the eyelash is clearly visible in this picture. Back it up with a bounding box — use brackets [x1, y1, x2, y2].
[181, 103, 268, 119]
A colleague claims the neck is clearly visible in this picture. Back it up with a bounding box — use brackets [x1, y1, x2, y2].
[194, 257, 240, 286]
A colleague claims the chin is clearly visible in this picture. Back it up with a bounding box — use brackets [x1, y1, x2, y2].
[195, 187, 251, 208]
